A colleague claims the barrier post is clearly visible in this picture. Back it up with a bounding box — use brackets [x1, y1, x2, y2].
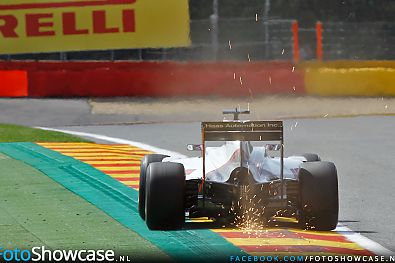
[316, 21, 323, 60]
[210, 0, 219, 60]
[292, 20, 300, 63]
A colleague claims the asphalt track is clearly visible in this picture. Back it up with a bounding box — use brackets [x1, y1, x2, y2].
[51, 116, 395, 252]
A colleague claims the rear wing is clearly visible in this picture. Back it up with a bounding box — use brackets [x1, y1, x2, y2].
[201, 120, 285, 197]
[201, 121, 283, 141]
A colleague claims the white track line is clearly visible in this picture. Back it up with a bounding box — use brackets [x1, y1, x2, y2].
[335, 225, 393, 255]
[38, 127, 393, 255]
[37, 127, 187, 159]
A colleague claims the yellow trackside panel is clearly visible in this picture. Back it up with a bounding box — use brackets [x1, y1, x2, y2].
[304, 61, 395, 96]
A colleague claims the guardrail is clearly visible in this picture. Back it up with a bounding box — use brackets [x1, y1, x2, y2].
[2, 60, 395, 98]
[0, 61, 304, 97]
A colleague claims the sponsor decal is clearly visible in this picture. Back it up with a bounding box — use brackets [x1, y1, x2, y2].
[0, 0, 190, 54]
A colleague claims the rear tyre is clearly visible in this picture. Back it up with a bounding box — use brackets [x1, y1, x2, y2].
[302, 153, 321, 162]
[145, 162, 185, 230]
[138, 154, 168, 220]
[299, 161, 338, 230]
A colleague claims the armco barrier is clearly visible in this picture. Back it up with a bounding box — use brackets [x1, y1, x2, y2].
[303, 61, 395, 97]
[0, 61, 304, 97]
[0, 70, 28, 97]
[2, 61, 395, 98]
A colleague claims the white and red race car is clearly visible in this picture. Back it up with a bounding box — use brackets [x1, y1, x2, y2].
[138, 109, 338, 231]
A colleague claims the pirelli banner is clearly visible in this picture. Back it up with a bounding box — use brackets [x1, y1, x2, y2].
[0, 0, 191, 55]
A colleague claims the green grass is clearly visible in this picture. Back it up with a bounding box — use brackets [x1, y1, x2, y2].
[0, 124, 90, 142]
[0, 153, 170, 260]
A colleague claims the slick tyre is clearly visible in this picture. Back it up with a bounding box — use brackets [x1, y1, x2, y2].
[138, 154, 168, 220]
[299, 161, 339, 230]
[145, 162, 185, 230]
